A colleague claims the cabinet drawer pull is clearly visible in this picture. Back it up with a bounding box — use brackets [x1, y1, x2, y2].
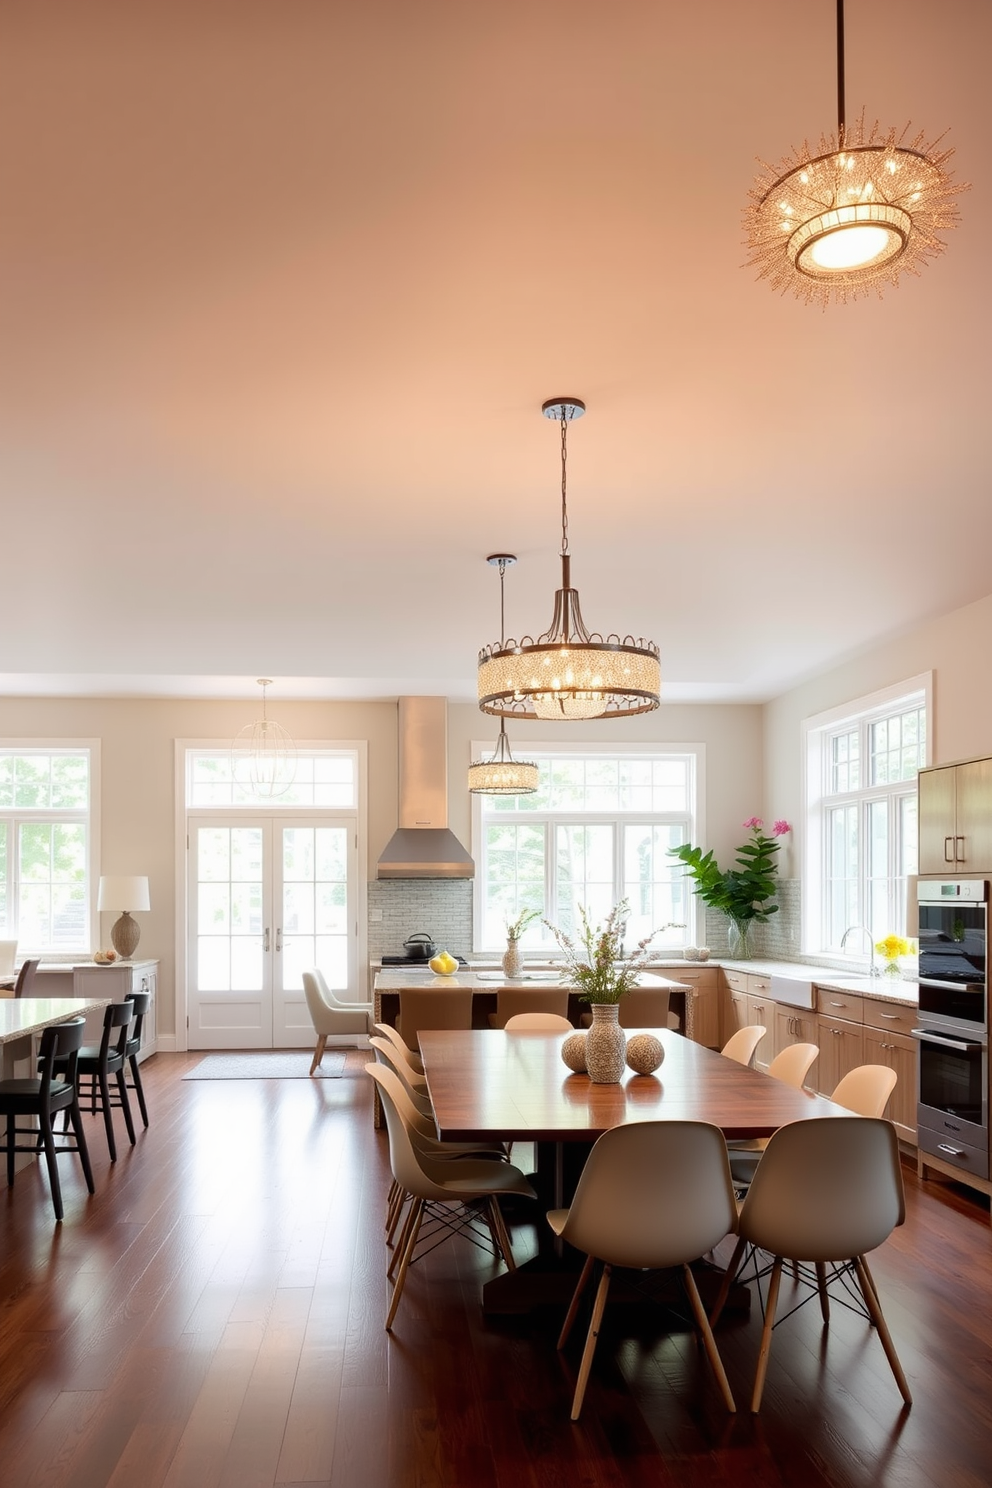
[938, 1143, 965, 1158]
[944, 836, 954, 862]
[879, 1012, 900, 1020]
[956, 835, 966, 861]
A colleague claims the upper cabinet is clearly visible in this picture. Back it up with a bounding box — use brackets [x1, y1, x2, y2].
[919, 759, 992, 875]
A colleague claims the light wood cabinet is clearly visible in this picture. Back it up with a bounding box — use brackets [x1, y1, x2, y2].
[721, 971, 774, 1069]
[919, 757, 992, 874]
[815, 1011, 864, 1094]
[863, 1025, 917, 1143]
[676, 967, 720, 1048]
[772, 1003, 817, 1064]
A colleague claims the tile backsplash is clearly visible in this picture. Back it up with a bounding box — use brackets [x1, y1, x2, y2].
[367, 879, 474, 960]
[703, 879, 801, 960]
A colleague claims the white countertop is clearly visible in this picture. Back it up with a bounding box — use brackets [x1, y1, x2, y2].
[373, 969, 690, 993]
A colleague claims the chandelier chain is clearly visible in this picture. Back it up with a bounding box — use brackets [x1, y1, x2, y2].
[836, 0, 846, 138]
[559, 407, 569, 558]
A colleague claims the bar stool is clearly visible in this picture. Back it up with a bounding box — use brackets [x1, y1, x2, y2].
[63, 1001, 137, 1161]
[0, 1017, 95, 1221]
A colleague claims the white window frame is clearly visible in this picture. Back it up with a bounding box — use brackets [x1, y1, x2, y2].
[0, 739, 101, 956]
[803, 674, 931, 958]
[175, 739, 368, 1052]
[471, 739, 704, 954]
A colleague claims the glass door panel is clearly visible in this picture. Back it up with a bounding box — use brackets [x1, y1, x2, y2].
[274, 821, 356, 1045]
[189, 821, 271, 1049]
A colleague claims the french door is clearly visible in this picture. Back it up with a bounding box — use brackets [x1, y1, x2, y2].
[187, 814, 358, 1049]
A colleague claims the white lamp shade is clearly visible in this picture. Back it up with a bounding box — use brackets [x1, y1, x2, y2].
[98, 875, 151, 912]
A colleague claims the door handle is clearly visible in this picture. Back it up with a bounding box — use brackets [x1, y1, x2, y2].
[264, 927, 270, 952]
[944, 836, 954, 862]
[276, 928, 282, 952]
[956, 835, 966, 861]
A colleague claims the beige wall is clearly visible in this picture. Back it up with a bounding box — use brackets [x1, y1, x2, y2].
[763, 589, 992, 860]
[1, 692, 764, 1044]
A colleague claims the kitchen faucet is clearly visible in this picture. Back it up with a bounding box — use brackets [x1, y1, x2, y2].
[840, 924, 881, 978]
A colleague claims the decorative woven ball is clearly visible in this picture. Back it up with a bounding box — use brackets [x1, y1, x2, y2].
[625, 1033, 665, 1075]
[561, 1032, 588, 1074]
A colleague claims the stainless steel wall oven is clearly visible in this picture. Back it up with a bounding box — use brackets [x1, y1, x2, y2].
[914, 879, 989, 1181]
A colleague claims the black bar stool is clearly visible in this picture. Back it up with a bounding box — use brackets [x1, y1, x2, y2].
[0, 1017, 95, 1221]
[64, 1001, 137, 1161]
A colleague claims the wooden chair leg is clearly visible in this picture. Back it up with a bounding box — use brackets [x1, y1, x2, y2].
[67, 1099, 95, 1194]
[682, 1264, 736, 1413]
[98, 1070, 117, 1161]
[129, 1054, 150, 1127]
[386, 1198, 424, 1331]
[815, 1260, 830, 1322]
[116, 1069, 137, 1146]
[710, 1233, 747, 1327]
[854, 1256, 913, 1406]
[570, 1263, 612, 1421]
[751, 1255, 784, 1413]
[388, 1197, 419, 1281]
[309, 1035, 328, 1076]
[557, 1254, 595, 1351]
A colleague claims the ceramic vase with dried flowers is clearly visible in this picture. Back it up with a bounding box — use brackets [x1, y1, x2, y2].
[502, 908, 539, 979]
[546, 901, 676, 1083]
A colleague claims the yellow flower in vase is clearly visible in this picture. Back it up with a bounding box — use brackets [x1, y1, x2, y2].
[875, 934, 911, 977]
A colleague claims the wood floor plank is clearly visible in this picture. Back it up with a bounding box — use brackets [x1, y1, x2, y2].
[0, 1049, 991, 1487]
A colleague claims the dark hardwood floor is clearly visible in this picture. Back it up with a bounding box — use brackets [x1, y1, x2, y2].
[1, 1050, 991, 1487]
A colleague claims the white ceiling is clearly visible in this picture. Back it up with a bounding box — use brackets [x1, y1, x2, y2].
[1, 1, 989, 704]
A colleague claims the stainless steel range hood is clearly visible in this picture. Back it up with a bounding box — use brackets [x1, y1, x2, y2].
[376, 697, 474, 879]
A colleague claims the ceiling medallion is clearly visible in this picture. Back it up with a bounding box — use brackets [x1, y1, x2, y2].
[477, 401, 660, 721]
[469, 557, 539, 795]
[745, 0, 966, 305]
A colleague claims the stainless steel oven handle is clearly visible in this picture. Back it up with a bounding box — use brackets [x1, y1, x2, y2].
[911, 1028, 984, 1052]
[937, 1143, 966, 1158]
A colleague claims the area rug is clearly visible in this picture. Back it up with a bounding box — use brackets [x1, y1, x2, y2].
[183, 1052, 347, 1080]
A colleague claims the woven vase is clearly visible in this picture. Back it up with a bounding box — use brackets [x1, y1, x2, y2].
[585, 1003, 627, 1084]
[502, 938, 523, 978]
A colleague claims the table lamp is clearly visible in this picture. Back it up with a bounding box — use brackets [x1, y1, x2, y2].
[97, 875, 151, 960]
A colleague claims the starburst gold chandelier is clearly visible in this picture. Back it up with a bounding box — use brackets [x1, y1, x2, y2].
[477, 399, 660, 721]
[745, 0, 966, 305]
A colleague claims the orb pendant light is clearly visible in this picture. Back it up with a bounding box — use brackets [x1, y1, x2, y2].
[477, 400, 660, 721]
[745, 0, 966, 305]
[232, 679, 297, 799]
[469, 556, 539, 794]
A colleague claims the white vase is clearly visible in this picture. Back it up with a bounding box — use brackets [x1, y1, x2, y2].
[585, 1003, 627, 1084]
[502, 938, 523, 978]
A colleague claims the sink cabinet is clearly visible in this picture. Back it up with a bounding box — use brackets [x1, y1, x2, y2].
[721, 970, 773, 1070]
[919, 757, 992, 875]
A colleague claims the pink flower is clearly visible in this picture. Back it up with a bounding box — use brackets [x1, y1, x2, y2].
[742, 816, 763, 830]
[772, 820, 791, 836]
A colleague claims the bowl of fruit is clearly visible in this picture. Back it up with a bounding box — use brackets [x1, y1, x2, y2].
[92, 949, 118, 965]
[428, 950, 459, 976]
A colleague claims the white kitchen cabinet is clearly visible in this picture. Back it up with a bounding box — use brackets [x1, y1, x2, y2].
[70, 960, 159, 1060]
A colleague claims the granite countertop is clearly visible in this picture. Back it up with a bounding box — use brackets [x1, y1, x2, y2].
[370, 956, 919, 1006]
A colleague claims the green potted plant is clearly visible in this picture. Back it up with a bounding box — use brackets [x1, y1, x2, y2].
[669, 817, 791, 959]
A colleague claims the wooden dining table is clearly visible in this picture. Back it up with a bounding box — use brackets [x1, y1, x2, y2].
[418, 1027, 849, 1313]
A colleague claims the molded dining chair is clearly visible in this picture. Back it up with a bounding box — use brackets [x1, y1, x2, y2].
[504, 1012, 573, 1031]
[372, 1021, 425, 1075]
[727, 1042, 820, 1186]
[580, 987, 680, 1031]
[367, 1064, 536, 1331]
[490, 987, 570, 1028]
[830, 1063, 898, 1118]
[0, 1017, 94, 1221]
[721, 1025, 767, 1067]
[12, 958, 41, 998]
[396, 987, 473, 1047]
[548, 1120, 738, 1420]
[711, 1117, 912, 1413]
[766, 1042, 819, 1089]
[302, 969, 370, 1075]
[368, 1036, 432, 1113]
